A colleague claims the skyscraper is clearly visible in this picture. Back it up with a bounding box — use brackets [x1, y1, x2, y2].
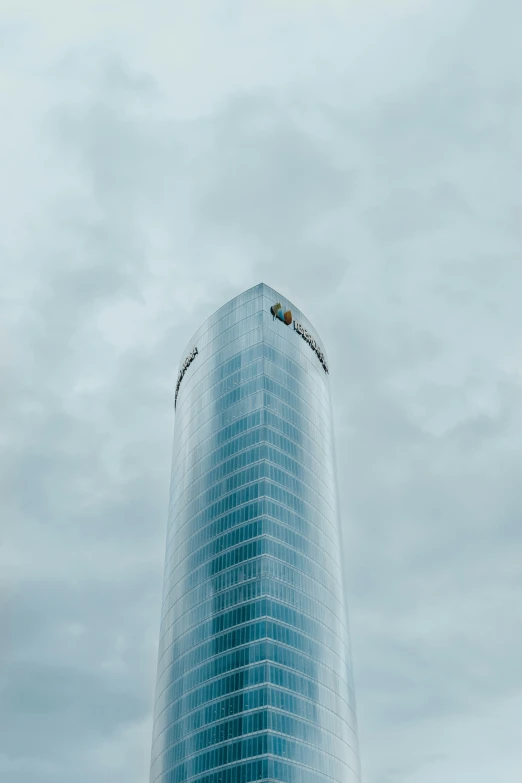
[150, 283, 360, 783]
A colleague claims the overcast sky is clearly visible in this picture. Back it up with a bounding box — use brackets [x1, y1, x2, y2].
[1, 1, 521, 782]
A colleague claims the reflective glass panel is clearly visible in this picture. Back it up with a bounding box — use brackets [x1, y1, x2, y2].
[150, 284, 360, 783]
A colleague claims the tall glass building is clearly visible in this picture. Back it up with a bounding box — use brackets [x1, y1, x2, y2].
[150, 283, 360, 783]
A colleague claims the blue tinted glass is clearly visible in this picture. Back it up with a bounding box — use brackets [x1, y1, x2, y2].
[150, 285, 360, 783]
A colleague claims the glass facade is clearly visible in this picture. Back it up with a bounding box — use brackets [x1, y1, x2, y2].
[150, 283, 360, 783]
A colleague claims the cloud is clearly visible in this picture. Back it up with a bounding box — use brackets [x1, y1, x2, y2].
[1, 1, 521, 782]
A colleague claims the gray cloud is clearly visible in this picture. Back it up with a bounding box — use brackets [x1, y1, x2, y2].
[1, 1, 521, 782]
